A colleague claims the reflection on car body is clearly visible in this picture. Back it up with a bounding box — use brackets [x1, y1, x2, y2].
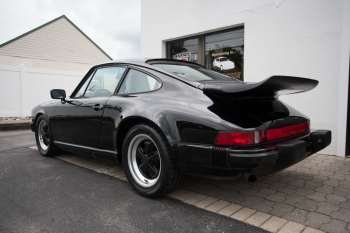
[31, 59, 331, 197]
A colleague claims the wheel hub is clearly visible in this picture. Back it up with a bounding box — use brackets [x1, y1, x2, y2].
[141, 155, 150, 165]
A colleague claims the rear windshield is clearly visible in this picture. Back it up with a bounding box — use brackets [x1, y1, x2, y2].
[152, 64, 242, 82]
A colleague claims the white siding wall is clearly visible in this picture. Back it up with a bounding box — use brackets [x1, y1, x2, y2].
[0, 64, 84, 117]
[0, 65, 21, 117]
[0, 55, 94, 72]
[0, 17, 110, 65]
[141, 0, 350, 156]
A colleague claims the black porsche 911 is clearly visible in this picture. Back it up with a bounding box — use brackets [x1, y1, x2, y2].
[31, 59, 331, 197]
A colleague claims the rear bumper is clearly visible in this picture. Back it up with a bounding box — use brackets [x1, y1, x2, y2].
[176, 130, 331, 176]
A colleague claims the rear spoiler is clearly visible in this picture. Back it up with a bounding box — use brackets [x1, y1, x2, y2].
[200, 76, 318, 98]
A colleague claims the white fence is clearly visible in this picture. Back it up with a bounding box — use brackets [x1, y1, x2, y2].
[0, 64, 85, 117]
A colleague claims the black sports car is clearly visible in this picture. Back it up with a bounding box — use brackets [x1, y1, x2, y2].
[31, 59, 331, 197]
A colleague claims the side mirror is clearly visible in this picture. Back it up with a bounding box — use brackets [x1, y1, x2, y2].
[50, 89, 66, 100]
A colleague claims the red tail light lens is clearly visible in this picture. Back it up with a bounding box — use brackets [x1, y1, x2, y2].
[215, 121, 309, 146]
[215, 131, 267, 146]
[215, 131, 256, 145]
[267, 121, 309, 141]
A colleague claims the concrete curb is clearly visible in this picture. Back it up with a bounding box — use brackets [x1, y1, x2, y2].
[0, 120, 31, 131]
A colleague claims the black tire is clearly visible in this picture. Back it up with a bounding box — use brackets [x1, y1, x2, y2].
[35, 115, 60, 157]
[122, 124, 182, 197]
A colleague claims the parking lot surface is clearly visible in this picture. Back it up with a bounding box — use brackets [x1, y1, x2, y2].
[179, 154, 350, 233]
[0, 147, 267, 233]
[0, 129, 35, 152]
[51, 151, 350, 233]
[2, 130, 350, 233]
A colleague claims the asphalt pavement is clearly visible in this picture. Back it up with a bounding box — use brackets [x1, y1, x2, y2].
[0, 129, 35, 152]
[0, 130, 266, 233]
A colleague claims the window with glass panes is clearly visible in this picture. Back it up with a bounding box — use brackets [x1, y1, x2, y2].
[166, 27, 244, 80]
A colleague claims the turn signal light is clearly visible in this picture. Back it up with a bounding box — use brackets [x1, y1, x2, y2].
[215, 121, 309, 146]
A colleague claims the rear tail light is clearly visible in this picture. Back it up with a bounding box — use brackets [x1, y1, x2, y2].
[215, 121, 309, 146]
[266, 121, 309, 141]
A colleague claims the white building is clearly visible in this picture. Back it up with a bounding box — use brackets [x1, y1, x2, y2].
[141, 0, 350, 157]
[0, 15, 112, 118]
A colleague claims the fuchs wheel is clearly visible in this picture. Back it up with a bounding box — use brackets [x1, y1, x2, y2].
[128, 134, 161, 187]
[35, 115, 60, 157]
[122, 124, 182, 197]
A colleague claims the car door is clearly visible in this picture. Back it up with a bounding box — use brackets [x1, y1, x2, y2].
[52, 66, 127, 148]
[97, 68, 162, 151]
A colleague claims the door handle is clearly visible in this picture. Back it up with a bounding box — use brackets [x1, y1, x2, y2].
[92, 104, 103, 111]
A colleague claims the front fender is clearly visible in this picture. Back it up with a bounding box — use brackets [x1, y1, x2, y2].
[31, 100, 59, 133]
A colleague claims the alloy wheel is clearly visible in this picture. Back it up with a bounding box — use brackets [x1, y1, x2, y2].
[38, 120, 50, 151]
[127, 134, 161, 188]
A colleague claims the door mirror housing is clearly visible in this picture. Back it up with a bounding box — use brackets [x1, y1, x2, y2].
[50, 89, 66, 100]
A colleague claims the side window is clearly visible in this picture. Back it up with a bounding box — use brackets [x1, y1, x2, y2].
[75, 66, 126, 97]
[75, 72, 94, 97]
[118, 69, 161, 94]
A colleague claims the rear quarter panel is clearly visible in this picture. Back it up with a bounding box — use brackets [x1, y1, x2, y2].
[105, 69, 266, 146]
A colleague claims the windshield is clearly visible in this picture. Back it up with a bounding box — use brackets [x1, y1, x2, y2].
[220, 58, 228, 62]
[152, 64, 242, 82]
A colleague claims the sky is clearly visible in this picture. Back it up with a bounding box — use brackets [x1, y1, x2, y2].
[0, 0, 141, 59]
